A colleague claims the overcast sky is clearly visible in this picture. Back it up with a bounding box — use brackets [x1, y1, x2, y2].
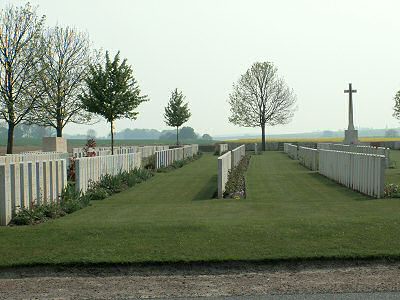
[5, 0, 400, 136]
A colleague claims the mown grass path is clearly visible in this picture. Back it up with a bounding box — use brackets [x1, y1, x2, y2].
[246, 152, 400, 259]
[0, 152, 400, 267]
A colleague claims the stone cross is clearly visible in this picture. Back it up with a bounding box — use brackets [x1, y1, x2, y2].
[344, 83, 357, 131]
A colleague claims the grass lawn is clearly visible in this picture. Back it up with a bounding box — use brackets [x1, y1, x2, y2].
[0, 152, 400, 267]
[387, 150, 400, 184]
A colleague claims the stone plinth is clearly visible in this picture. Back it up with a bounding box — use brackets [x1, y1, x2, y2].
[42, 137, 67, 153]
[344, 129, 359, 145]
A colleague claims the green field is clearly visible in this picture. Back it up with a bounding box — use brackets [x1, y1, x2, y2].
[0, 152, 400, 267]
[387, 150, 400, 184]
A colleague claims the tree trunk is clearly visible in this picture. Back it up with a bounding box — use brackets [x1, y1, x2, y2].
[261, 123, 266, 151]
[56, 102, 63, 137]
[56, 125, 62, 137]
[176, 126, 179, 146]
[110, 121, 114, 155]
[6, 123, 14, 154]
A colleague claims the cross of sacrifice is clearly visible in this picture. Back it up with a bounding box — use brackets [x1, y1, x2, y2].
[344, 83, 357, 131]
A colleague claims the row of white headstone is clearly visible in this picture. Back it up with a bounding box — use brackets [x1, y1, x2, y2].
[155, 145, 199, 169]
[319, 149, 385, 198]
[298, 146, 319, 171]
[283, 143, 298, 160]
[217, 144, 229, 155]
[73, 145, 169, 159]
[317, 143, 390, 167]
[0, 152, 69, 164]
[283, 143, 386, 198]
[75, 152, 143, 193]
[0, 159, 68, 225]
[0, 144, 193, 225]
[217, 145, 246, 199]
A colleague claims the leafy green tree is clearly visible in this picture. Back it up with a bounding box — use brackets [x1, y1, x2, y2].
[159, 130, 175, 141]
[87, 129, 97, 139]
[164, 89, 191, 145]
[228, 62, 296, 151]
[393, 91, 400, 122]
[202, 133, 213, 140]
[80, 51, 148, 154]
[14, 124, 54, 139]
[115, 128, 160, 139]
[179, 126, 197, 140]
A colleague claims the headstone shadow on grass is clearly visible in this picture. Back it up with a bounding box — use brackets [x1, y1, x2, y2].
[307, 172, 375, 202]
[192, 174, 218, 201]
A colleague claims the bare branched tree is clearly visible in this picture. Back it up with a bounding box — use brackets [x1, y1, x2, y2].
[31, 26, 96, 137]
[228, 62, 297, 151]
[0, 3, 45, 153]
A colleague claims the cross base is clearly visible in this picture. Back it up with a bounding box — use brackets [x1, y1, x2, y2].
[344, 129, 359, 145]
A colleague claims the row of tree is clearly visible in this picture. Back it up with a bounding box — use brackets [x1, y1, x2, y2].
[72, 127, 212, 141]
[0, 3, 194, 154]
[0, 3, 303, 154]
[0, 123, 53, 140]
[0, 3, 95, 153]
[8, 4, 400, 154]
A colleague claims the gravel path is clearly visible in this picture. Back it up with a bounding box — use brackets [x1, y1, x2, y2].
[0, 260, 399, 299]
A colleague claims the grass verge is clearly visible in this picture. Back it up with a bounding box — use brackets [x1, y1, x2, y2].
[0, 152, 400, 267]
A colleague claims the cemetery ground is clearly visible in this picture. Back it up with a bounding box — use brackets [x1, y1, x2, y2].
[0, 152, 400, 268]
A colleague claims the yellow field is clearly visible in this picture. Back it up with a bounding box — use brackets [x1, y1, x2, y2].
[227, 137, 400, 143]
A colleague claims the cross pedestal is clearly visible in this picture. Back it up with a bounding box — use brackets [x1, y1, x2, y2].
[343, 83, 359, 145]
[42, 137, 68, 153]
[344, 129, 359, 145]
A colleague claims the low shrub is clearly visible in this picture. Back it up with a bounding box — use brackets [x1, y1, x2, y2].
[12, 193, 74, 225]
[171, 159, 185, 169]
[95, 174, 125, 194]
[224, 154, 251, 199]
[11, 183, 89, 225]
[85, 186, 110, 201]
[11, 166, 155, 226]
[156, 153, 202, 173]
[143, 154, 156, 169]
[12, 207, 45, 225]
[384, 183, 400, 198]
[41, 203, 67, 219]
[84, 168, 155, 201]
[132, 168, 154, 182]
[60, 183, 89, 213]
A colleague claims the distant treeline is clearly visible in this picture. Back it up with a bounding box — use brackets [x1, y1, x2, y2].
[289, 128, 400, 138]
[218, 128, 400, 140]
[2, 122, 398, 143]
[0, 123, 54, 140]
[0, 123, 213, 142]
[65, 126, 213, 141]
